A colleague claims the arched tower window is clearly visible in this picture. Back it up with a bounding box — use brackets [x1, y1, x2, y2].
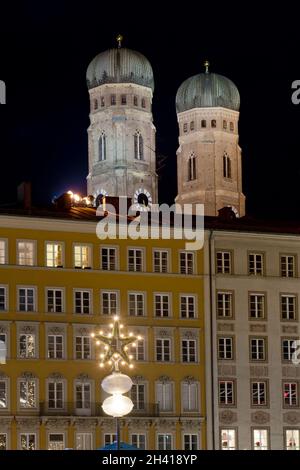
[190, 121, 195, 131]
[223, 153, 231, 178]
[134, 132, 144, 160]
[201, 120, 206, 128]
[94, 99, 98, 110]
[223, 120, 227, 129]
[188, 153, 197, 181]
[211, 119, 216, 128]
[98, 132, 106, 162]
[133, 96, 138, 106]
[230, 122, 234, 131]
[141, 98, 146, 108]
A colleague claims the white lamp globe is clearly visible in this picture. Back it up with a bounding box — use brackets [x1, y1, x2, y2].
[101, 372, 133, 394]
[102, 394, 134, 417]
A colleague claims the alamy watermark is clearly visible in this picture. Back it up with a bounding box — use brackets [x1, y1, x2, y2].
[95, 199, 204, 250]
[291, 80, 300, 104]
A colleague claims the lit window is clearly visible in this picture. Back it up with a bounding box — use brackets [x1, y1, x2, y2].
[19, 379, 36, 408]
[248, 253, 264, 276]
[281, 255, 296, 277]
[223, 154, 231, 178]
[155, 294, 170, 317]
[134, 132, 144, 160]
[180, 295, 196, 318]
[180, 251, 195, 274]
[18, 288, 35, 312]
[17, 241, 35, 266]
[129, 293, 145, 317]
[0, 380, 7, 408]
[281, 295, 297, 320]
[102, 291, 118, 315]
[74, 245, 91, 269]
[253, 429, 268, 450]
[19, 334, 35, 358]
[20, 433, 36, 450]
[0, 434, 7, 450]
[46, 243, 63, 267]
[221, 429, 236, 450]
[249, 293, 266, 319]
[285, 429, 300, 450]
[250, 338, 266, 361]
[216, 251, 232, 274]
[217, 291, 233, 318]
[48, 433, 64, 450]
[188, 154, 197, 181]
[218, 337, 233, 360]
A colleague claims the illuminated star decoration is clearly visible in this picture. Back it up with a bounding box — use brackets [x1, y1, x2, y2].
[91, 316, 141, 371]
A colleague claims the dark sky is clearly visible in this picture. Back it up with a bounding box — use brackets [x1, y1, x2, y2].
[0, 2, 300, 218]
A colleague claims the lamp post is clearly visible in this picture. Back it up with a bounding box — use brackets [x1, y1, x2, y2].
[91, 316, 141, 449]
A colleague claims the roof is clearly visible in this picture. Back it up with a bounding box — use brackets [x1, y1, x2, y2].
[176, 72, 240, 113]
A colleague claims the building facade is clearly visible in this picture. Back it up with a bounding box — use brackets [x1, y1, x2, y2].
[0, 212, 205, 450]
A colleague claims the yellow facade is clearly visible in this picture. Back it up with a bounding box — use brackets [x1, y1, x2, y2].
[0, 214, 205, 450]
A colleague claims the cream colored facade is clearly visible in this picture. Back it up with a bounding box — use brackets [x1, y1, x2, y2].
[204, 228, 300, 450]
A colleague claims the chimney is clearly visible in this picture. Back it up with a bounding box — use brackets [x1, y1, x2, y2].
[17, 182, 32, 210]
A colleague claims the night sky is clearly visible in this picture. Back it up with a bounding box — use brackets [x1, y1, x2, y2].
[0, 2, 300, 219]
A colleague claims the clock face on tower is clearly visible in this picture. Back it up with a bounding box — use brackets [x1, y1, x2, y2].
[133, 188, 152, 211]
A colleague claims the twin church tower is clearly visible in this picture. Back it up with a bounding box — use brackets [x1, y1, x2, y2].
[86, 36, 245, 217]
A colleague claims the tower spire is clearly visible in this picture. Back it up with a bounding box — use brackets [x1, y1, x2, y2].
[116, 34, 123, 48]
[204, 60, 210, 73]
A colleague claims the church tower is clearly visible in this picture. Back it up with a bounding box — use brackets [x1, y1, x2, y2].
[175, 61, 245, 217]
[86, 36, 158, 208]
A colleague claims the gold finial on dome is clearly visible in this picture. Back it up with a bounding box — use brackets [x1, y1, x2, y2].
[204, 60, 210, 73]
[116, 34, 123, 48]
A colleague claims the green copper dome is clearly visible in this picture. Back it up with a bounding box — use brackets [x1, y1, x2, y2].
[86, 47, 154, 91]
[176, 72, 240, 112]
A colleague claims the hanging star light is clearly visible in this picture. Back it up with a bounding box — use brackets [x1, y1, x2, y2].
[91, 316, 141, 371]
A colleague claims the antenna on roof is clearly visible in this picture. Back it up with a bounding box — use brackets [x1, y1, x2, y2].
[116, 34, 123, 49]
[204, 60, 210, 73]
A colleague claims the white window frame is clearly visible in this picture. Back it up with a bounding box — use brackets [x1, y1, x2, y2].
[248, 252, 264, 276]
[104, 433, 117, 446]
[216, 251, 232, 274]
[250, 338, 266, 361]
[0, 285, 8, 311]
[127, 247, 144, 272]
[0, 239, 8, 265]
[0, 432, 7, 450]
[20, 432, 37, 450]
[285, 429, 300, 450]
[131, 338, 145, 361]
[73, 243, 92, 269]
[46, 287, 64, 313]
[220, 428, 236, 450]
[181, 381, 199, 412]
[131, 433, 146, 450]
[251, 381, 267, 406]
[17, 286, 36, 312]
[74, 289, 92, 315]
[179, 251, 195, 275]
[18, 378, 37, 409]
[100, 246, 118, 271]
[47, 381, 65, 410]
[155, 338, 171, 362]
[283, 382, 298, 407]
[47, 334, 64, 359]
[183, 433, 199, 450]
[131, 383, 146, 411]
[48, 432, 65, 450]
[19, 333, 36, 359]
[154, 292, 171, 318]
[153, 249, 170, 273]
[17, 239, 36, 266]
[45, 241, 64, 268]
[128, 291, 146, 317]
[217, 291, 233, 318]
[281, 255, 296, 278]
[101, 290, 119, 316]
[75, 335, 91, 360]
[181, 338, 197, 363]
[218, 337, 233, 360]
[0, 377, 9, 409]
[219, 380, 234, 405]
[76, 432, 93, 450]
[282, 339, 298, 361]
[157, 433, 173, 450]
[74, 380, 92, 413]
[252, 429, 269, 450]
[180, 294, 197, 319]
[155, 381, 174, 412]
[281, 294, 297, 321]
[249, 293, 265, 319]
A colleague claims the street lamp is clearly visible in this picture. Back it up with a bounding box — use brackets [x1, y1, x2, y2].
[91, 316, 140, 449]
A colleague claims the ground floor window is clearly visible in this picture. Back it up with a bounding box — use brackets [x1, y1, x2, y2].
[0, 433, 7, 450]
[20, 433, 36, 450]
[76, 432, 93, 450]
[253, 429, 268, 450]
[286, 429, 300, 450]
[220, 429, 236, 450]
[48, 433, 65, 450]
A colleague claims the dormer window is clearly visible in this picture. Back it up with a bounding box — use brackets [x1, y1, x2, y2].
[211, 119, 216, 128]
[201, 120, 206, 128]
